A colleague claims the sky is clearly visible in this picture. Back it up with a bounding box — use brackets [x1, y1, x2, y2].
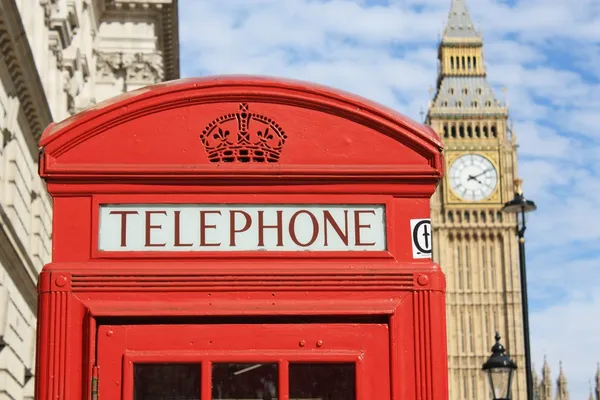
[178, 0, 600, 397]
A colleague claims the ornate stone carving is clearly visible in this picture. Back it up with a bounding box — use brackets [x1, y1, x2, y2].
[95, 50, 124, 82]
[95, 51, 164, 85]
[123, 52, 164, 84]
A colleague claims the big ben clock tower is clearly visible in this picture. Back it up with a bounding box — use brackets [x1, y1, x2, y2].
[426, 0, 527, 399]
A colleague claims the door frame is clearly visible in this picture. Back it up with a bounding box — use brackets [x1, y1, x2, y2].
[97, 322, 390, 400]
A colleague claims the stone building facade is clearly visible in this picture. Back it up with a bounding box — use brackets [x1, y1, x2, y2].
[0, 0, 178, 398]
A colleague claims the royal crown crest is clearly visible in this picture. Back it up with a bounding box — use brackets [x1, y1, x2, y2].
[200, 103, 287, 163]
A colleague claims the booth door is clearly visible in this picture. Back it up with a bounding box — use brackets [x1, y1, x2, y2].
[96, 323, 390, 400]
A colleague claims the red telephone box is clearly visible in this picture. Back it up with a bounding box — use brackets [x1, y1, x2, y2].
[35, 76, 447, 400]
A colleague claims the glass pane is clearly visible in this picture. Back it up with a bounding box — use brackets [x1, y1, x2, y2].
[212, 363, 278, 399]
[289, 363, 355, 400]
[134, 363, 201, 400]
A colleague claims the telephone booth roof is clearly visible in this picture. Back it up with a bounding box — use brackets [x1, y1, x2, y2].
[39, 75, 443, 183]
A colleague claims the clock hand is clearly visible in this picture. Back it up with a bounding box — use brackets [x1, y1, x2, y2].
[472, 168, 493, 179]
[467, 175, 482, 184]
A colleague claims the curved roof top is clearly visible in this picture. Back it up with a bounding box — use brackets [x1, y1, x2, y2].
[40, 75, 442, 151]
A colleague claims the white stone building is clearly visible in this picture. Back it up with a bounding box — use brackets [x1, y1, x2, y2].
[0, 0, 179, 398]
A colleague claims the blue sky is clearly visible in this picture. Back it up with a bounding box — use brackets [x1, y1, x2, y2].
[178, 0, 600, 397]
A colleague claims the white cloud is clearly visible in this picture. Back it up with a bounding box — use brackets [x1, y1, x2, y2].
[531, 286, 600, 400]
[178, 0, 600, 396]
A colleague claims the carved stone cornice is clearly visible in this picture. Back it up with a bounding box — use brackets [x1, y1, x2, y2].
[97, 0, 179, 80]
[42, 0, 80, 49]
[0, 0, 53, 157]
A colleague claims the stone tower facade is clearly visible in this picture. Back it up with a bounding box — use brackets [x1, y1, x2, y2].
[426, 0, 526, 398]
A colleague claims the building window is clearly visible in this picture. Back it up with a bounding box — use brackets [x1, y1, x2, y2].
[468, 312, 474, 351]
[482, 244, 487, 289]
[484, 310, 490, 344]
[451, 56, 455, 69]
[465, 244, 471, 290]
[457, 245, 463, 290]
[490, 245, 496, 289]
[457, 101, 463, 108]
[477, 88, 482, 95]
[449, 88, 455, 94]
[460, 312, 466, 352]
[472, 101, 478, 107]
[463, 88, 468, 94]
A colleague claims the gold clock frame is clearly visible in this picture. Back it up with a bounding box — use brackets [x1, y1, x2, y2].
[444, 151, 502, 206]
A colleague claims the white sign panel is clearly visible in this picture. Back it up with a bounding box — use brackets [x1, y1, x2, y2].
[98, 204, 386, 252]
[410, 218, 432, 259]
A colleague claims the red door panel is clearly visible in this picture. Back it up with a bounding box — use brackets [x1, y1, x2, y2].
[97, 323, 390, 400]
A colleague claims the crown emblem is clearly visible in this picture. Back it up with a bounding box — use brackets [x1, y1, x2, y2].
[200, 103, 287, 163]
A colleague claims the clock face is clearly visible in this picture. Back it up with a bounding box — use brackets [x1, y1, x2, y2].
[449, 154, 498, 201]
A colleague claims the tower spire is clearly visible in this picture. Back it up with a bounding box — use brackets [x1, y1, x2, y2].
[442, 0, 481, 42]
[556, 361, 569, 400]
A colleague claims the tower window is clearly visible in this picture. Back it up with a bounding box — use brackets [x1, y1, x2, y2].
[482, 243, 488, 289]
[485, 101, 492, 107]
[463, 88, 468, 95]
[457, 101, 463, 107]
[451, 56, 455, 69]
[442, 101, 448, 107]
[457, 246, 463, 290]
[451, 125, 457, 138]
[449, 88, 454, 94]
[491, 125, 498, 138]
[443, 124, 449, 138]
[483, 126, 489, 137]
[459, 124, 465, 137]
[467, 57, 472, 69]
[475, 125, 481, 137]
[474, 57, 478, 69]
[477, 88, 483, 95]
[490, 245, 496, 289]
[472, 101, 478, 107]
[465, 244, 471, 290]
[462, 56, 466, 70]
[467, 125, 473, 137]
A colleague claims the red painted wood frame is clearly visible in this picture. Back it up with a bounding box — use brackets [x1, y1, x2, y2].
[35, 76, 448, 400]
[97, 323, 390, 399]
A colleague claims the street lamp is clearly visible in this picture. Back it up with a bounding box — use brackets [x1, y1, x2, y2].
[483, 332, 518, 400]
[501, 178, 537, 400]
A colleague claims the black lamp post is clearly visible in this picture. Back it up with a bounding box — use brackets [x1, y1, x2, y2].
[501, 178, 537, 400]
[483, 332, 518, 400]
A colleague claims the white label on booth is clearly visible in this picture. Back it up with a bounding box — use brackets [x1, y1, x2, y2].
[98, 204, 386, 252]
[410, 218, 432, 259]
